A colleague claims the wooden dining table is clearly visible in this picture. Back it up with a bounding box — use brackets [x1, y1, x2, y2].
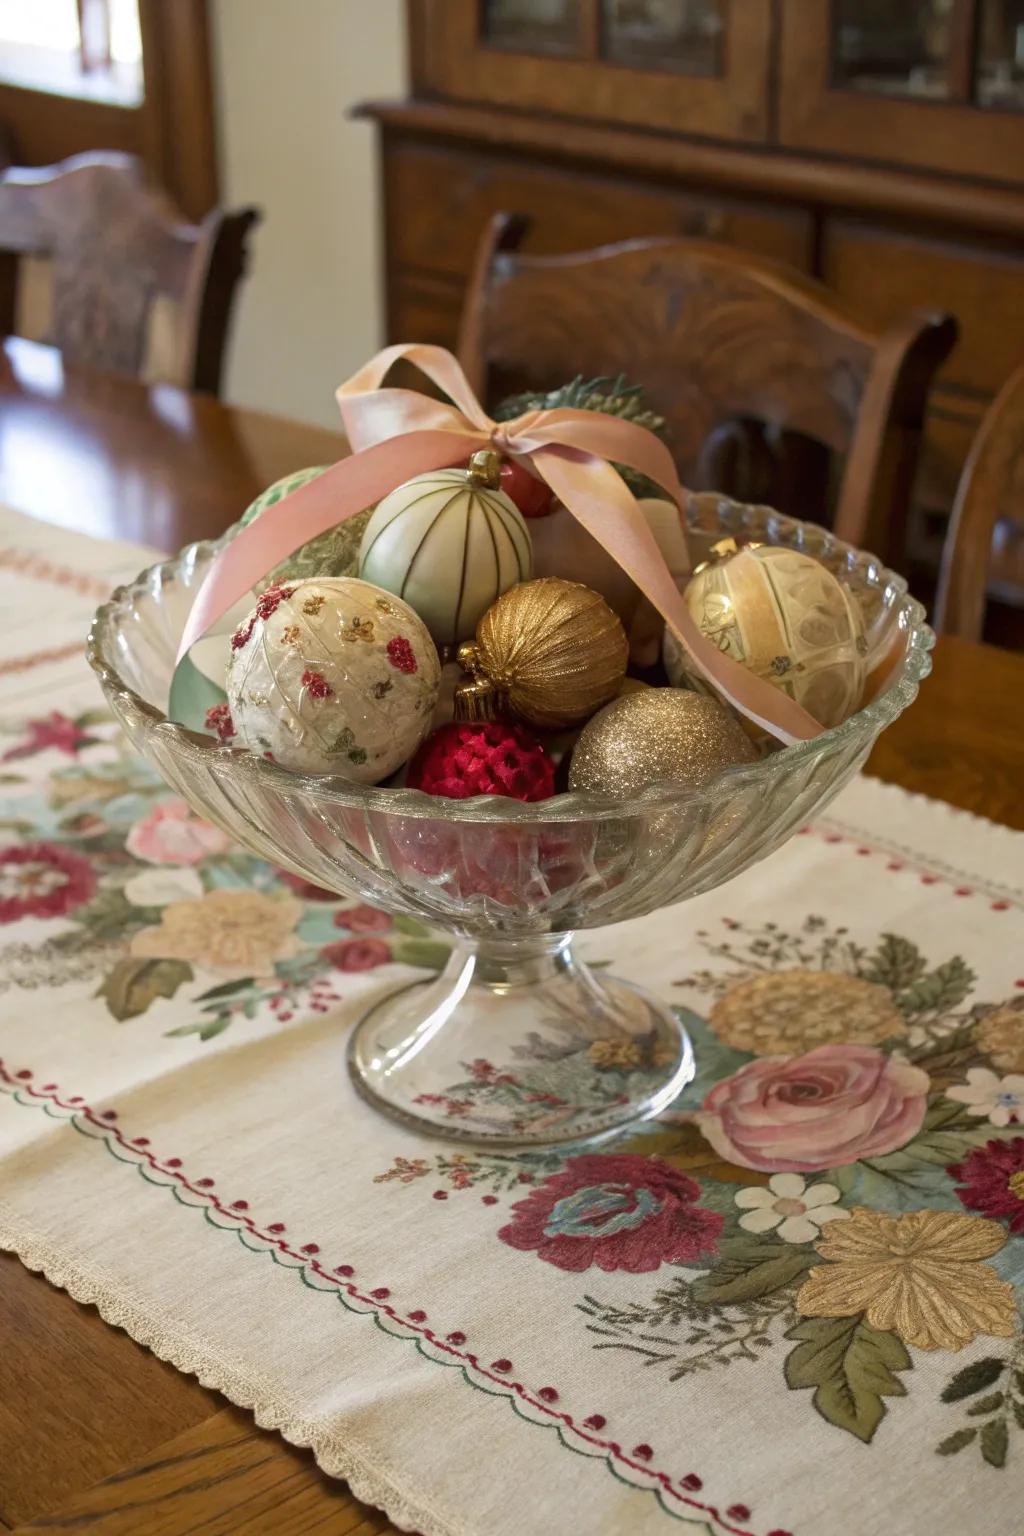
[1, 335, 1022, 1536]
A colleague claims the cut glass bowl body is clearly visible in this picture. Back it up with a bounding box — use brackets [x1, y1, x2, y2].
[88, 495, 933, 1147]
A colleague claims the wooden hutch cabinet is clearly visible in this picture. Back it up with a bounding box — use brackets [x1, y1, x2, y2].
[360, 0, 1024, 610]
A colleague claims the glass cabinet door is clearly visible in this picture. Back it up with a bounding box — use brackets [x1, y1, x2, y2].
[600, 0, 724, 76]
[831, 0, 955, 100]
[976, 0, 1024, 109]
[779, 0, 1024, 184]
[417, 0, 773, 144]
[482, 0, 583, 56]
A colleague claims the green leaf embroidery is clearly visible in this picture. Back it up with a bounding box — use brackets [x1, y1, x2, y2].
[691, 1236, 816, 1306]
[393, 938, 450, 972]
[937, 1427, 978, 1456]
[940, 1357, 1006, 1402]
[75, 708, 115, 728]
[390, 913, 432, 938]
[859, 933, 925, 993]
[899, 956, 976, 1017]
[198, 1014, 232, 1042]
[966, 1393, 1005, 1416]
[981, 1417, 1009, 1468]
[194, 976, 256, 1001]
[783, 1315, 911, 1443]
[97, 958, 193, 1021]
[909, 1024, 981, 1090]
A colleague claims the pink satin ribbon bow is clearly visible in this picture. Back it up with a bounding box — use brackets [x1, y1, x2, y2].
[176, 342, 821, 743]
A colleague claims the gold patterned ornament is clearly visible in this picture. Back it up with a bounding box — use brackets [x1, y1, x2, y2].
[663, 544, 868, 729]
[567, 687, 756, 796]
[975, 999, 1024, 1072]
[455, 578, 628, 730]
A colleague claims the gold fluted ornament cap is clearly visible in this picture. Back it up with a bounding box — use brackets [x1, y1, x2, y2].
[691, 535, 763, 578]
[466, 449, 502, 489]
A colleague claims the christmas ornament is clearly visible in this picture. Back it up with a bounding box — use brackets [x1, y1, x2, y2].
[226, 576, 440, 779]
[663, 544, 867, 729]
[240, 466, 373, 585]
[455, 578, 629, 730]
[494, 373, 668, 497]
[499, 458, 554, 519]
[358, 450, 531, 648]
[407, 720, 555, 802]
[568, 688, 756, 797]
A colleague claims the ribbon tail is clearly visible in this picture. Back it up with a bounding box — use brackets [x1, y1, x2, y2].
[175, 430, 482, 662]
[533, 447, 822, 744]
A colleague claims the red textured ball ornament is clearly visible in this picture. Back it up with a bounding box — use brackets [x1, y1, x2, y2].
[407, 721, 556, 802]
[499, 459, 554, 519]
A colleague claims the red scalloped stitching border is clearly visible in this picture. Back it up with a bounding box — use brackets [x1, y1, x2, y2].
[0, 1058, 791, 1536]
[800, 823, 1021, 910]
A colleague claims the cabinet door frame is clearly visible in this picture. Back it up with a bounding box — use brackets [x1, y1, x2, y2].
[778, 0, 1024, 186]
[409, 0, 773, 144]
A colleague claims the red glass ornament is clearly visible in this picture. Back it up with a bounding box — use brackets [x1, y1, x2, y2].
[406, 720, 555, 802]
[499, 459, 554, 519]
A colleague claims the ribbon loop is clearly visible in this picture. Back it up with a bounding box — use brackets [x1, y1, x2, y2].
[176, 343, 822, 745]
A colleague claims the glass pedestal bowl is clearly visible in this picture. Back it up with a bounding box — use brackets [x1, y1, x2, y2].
[88, 495, 933, 1148]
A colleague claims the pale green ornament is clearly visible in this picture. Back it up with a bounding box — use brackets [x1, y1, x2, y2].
[358, 453, 531, 649]
[240, 465, 373, 585]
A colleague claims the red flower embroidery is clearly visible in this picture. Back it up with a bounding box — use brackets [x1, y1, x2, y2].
[386, 636, 417, 674]
[0, 842, 97, 923]
[2, 712, 94, 760]
[232, 585, 295, 650]
[334, 903, 393, 933]
[301, 669, 333, 701]
[498, 1153, 723, 1273]
[949, 1137, 1024, 1234]
[277, 869, 338, 902]
[321, 937, 391, 972]
[231, 617, 255, 651]
[204, 703, 235, 741]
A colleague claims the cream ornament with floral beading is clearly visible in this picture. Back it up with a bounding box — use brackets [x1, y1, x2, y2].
[226, 577, 441, 779]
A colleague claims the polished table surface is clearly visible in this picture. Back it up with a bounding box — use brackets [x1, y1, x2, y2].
[1, 340, 1023, 1535]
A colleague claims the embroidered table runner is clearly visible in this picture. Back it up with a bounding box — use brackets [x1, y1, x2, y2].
[1, 505, 1023, 1536]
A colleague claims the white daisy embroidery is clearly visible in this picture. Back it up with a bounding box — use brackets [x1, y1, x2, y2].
[946, 1067, 1024, 1127]
[733, 1173, 851, 1244]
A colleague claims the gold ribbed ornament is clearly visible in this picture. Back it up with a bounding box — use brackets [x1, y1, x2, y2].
[455, 578, 628, 730]
[568, 688, 757, 796]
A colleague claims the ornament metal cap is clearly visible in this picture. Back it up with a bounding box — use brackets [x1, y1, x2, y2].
[692, 536, 763, 578]
[466, 449, 502, 489]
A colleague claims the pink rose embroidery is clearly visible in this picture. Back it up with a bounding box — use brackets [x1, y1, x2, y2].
[498, 1153, 723, 1273]
[126, 800, 231, 866]
[321, 937, 391, 972]
[698, 1043, 929, 1173]
[334, 903, 392, 934]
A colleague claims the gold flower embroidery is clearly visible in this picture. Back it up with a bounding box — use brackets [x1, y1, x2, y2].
[343, 617, 375, 643]
[588, 1037, 643, 1072]
[711, 969, 905, 1056]
[796, 1207, 1017, 1351]
[280, 624, 300, 644]
[375, 597, 393, 614]
[976, 1000, 1024, 1072]
[302, 594, 325, 616]
[131, 888, 302, 977]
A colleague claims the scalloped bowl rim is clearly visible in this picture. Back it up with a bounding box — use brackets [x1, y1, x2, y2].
[86, 507, 935, 825]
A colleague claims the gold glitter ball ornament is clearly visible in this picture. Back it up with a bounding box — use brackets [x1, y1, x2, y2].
[663, 544, 867, 729]
[568, 688, 756, 796]
[456, 578, 628, 730]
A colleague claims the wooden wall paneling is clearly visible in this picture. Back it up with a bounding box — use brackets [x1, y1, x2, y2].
[137, 0, 218, 219]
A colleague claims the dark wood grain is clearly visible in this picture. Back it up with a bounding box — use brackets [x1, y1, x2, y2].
[7, 1408, 392, 1535]
[0, 156, 258, 395]
[0, 347, 1021, 1533]
[458, 218, 955, 567]
[0, 337, 346, 552]
[935, 363, 1024, 643]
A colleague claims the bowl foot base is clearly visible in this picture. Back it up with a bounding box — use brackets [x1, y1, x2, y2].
[347, 935, 694, 1148]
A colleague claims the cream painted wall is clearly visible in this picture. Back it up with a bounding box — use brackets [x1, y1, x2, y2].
[210, 0, 405, 428]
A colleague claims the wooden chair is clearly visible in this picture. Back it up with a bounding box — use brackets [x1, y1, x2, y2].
[458, 215, 957, 567]
[0, 152, 259, 395]
[935, 362, 1024, 644]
